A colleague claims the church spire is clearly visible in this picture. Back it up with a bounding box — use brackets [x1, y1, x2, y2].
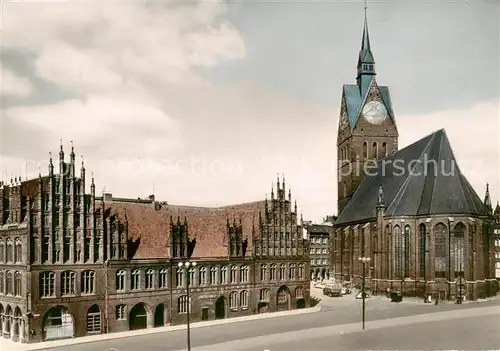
[357, 0, 376, 85]
[484, 183, 492, 212]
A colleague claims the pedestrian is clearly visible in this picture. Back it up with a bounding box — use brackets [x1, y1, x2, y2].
[434, 297, 439, 305]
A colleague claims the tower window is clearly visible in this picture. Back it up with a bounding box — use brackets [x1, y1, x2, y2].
[372, 142, 378, 159]
[362, 142, 368, 159]
[382, 142, 387, 157]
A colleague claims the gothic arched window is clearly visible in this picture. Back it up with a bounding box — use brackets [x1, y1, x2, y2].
[363, 142, 368, 159]
[372, 142, 378, 159]
[434, 223, 448, 278]
[403, 225, 411, 278]
[454, 223, 466, 277]
[392, 225, 402, 278]
[382, 142, 387, 157]
[419, 224, 427, 279]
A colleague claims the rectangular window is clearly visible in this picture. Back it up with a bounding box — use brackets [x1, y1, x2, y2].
[116, 305, 126, 320]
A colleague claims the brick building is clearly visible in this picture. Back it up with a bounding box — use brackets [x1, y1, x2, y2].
[305, 223, 333, 280]
[493, 203, 500, 279]
[0, 146, 310, 344]
[331, 12, 497, 300]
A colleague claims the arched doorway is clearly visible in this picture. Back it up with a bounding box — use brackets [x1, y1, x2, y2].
[86, 305, 102, 334]
[13, 307, 22, 341]
[296, 299, 306, 309]
[129, 303, 148, 330]
[0, 305, 4, 337]
[5, 306, 12, 339]
[154, 304, 164, 327]
[215, 296, 226, 319]
[42, 306, 75, 341]
[257, 302, 269, 313]
[277, 286, 291, 311]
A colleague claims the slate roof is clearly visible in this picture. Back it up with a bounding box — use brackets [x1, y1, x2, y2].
[335, 129, 490, 226]
[98, 199, 265, 260]
[305, 224, 333, 234]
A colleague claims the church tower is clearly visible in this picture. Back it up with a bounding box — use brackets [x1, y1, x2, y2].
[337, 4, 399, 214]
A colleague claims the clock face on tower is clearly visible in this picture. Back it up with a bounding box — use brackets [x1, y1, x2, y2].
[362, 100, 388, 125]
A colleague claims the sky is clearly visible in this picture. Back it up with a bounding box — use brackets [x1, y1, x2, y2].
[1, 0, 499, 223]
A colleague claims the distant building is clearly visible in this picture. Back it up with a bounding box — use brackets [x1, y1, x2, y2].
[493, 203, 500, 279]
[305, 222, 333, 280]
[0, 146, 310, 344]
[331, 11, 497, 300]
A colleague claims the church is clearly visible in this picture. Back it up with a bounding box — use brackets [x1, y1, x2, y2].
[331, 11, 498, 300]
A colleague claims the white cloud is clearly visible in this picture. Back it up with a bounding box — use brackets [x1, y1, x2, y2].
[0, 63, 33, 97]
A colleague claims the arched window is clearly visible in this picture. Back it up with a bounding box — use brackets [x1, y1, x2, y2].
[210, 266, 217, 284]
[6, 239, 13, 262]
[220, 266, 228, 284]
[199, 266, 207, 285]
[14, 238, 22, 263]
[176, 267, 184, 287]
[81, 270, 96, 294]
[403, 225, 411, 278]
[260, 288, 269, 300]
[240, 265, 249, 283]
[434, 223, 448, 278]
[130, 269, 140, 290]
[229, 291, 238, 309]
[382, 142, 387, 157]
[178, 295, 190, 314]
[454, 223, 466, 277]
[362, 142, 368, 159]
[6, 271, 13, 294]
[188, 267, 196, 285]
[270, 264, 277, 280]
[86, 305, 101, 333]
[260, 264, 267, 281]
[159, 268, 168, 288]
[279, 264, 286, 280]
[0, 271, 4, 294]
[289, 264, 296, 280]
[295, 286, 304, 299]
[419, 224, 427, 279]
[61, 271, 76, 295]
[116, 270, 126, 291]
[0, 240, 4, 262]
[240, 290, 249, 308]
[298, 263, 305, 279]
[40, 271, 55, 298]
[230, 265, 237, 283]
[372, 142, 378, 159]
[392, 225, 402, 278]
[145, 269, 154, 289]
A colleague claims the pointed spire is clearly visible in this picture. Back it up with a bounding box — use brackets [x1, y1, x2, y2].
[70, 140, 75, 157]
[376, 184, 385, 208]
[357, 0, 376, 82]
[49, 151, 54, 174]
[37, 163, 41, 178]
[271, 183, 274, 200]
[276, 173, 280, 191]
[81, 156, 85, 171]
[91, 172, 95, 189]
[484, 183, 492, 210]
[59, 139, 64, 157]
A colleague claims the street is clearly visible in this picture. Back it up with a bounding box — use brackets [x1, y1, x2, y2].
[37, 298, 500, 351]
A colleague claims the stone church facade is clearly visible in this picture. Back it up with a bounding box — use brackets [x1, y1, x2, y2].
[331, 14, 498, 300]
[0, 145, 310, 344]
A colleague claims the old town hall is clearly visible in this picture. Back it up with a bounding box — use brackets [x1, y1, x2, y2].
[331, 10, 498, 300]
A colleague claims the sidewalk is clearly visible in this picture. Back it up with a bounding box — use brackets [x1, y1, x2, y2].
[0, 306, 322, 351]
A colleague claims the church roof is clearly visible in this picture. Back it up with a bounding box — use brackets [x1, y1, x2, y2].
[335, 129, 489, 226]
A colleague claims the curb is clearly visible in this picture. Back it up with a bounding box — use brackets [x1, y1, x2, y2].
[7, 307, 322, 351]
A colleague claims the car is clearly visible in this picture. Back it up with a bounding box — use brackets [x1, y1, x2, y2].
[356, 292, 371, 299]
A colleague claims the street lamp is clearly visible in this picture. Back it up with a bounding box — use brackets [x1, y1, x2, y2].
[178, 261, 197, 351]
[358, 256, 371, 330]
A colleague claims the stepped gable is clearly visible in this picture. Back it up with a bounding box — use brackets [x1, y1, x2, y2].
[336, 129, 489, 225]
[100, 199, 265, 260]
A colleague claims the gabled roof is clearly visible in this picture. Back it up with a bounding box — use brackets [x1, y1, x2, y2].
[99, 200, 265, 260]
[335, 129, 490, 225]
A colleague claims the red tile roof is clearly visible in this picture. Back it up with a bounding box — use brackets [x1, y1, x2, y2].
[98, 198, 266, 260]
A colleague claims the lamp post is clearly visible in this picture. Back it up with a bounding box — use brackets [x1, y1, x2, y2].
[358, 256, 371, 330]
[178, 261, 197, 351]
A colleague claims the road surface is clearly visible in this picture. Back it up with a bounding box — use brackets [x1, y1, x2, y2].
[38, 299, 500, 351]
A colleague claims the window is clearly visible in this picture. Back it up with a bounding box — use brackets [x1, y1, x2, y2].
[40, 271, 55, 298]
[298, 264, 304, 279]
[260, 264, 267, 281]
[81, 271, 96, 294]
[240, 290, 249, 309]
[14, 238, 22, 263]
[0, 241, 4, 262]
[188, 267, 196, 285]
[176, 267, 184, 287]
[199, 267, 207, 285]
[279, 264, 286, 280]
[210, 266, 217, 285]
[6, 238, 13, 262]
[392, 225, 402, 278]
[454, 223, 466, 277]
[159, 268, 168, 289]
[295, 287, 303, 299]
[362, 142, 368, 159]
[434, 223, 448, 278]
[116, 305, 126, 320]
[61, 271, 76, 295]
[0, 271, 3, 294]
[403, 225, 410, 278]
[229, 291, 238, 310]
[289, 264, 296, 280]
[260, 288, 269, 301]
[145, 269, 154, 289]
[382, 142, 387, 157]
[278, 289, 288, 304]
[86, 305, 101, 333]
[240, 265, 249, 283]
[419, 224, 426, 279]
[178, 295, 191, 314]
[230, 265, 237, 283]
[116, 270, 126, 291]
[269, 264, 277, 280]
[131, 269, 140, 290]
[6, 271, 12, 294]
[220, 266, 228, 284]
[310, 248, 314, 255]
[372, 142, 378, 159]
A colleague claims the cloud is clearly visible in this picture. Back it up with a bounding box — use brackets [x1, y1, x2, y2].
[1, 63, 33, 97]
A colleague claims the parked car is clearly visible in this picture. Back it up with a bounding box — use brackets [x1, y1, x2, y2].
[323, 283, 343, 297]
[355, 292, 371, 299]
